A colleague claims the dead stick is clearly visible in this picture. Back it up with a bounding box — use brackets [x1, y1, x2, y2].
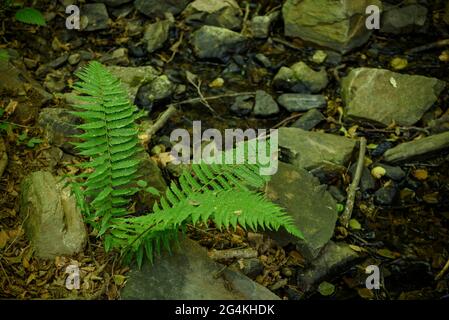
[142, 92, 257, 144]
[435, 258, 449, 281]
[406, 39, 449, 54]
[339, 137, 367, 227]
[208, 247, 258, 261]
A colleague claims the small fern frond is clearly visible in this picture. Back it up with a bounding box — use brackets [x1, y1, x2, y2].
[70, 61, 142, 234]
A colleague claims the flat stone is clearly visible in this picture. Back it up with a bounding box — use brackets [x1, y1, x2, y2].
[190, 25, 247, 61]
[134, 0, 190, 17]
[183, 0, 243, 31]
[121, 238, 280, 300]
[291, 109, 325, 131]
[253, 90, 279, 116]
[278, 127, 357, 170]
[0, 137, 7, 178]
[277, 94, 326, 112]
[143, 19, 172, 53]
[106, 65, 159, 102]
[283, 0, 382, 53]
[230, 95, 254, 116]
[383, 131, 449, 163]
[341, 68, 445, 126]
[19, 171, 87, 259]
[273, 62, 328, 93]
[81, 3, 109, 31]
[266, 162, 338, 260]
[296, 241, 361, 292]
[381, 4, 428, 34]
[38, 108, 83, 155]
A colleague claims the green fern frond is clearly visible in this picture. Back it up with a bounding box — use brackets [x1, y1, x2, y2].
[71, 61, 142, 234]
[15, 7, 46, 26]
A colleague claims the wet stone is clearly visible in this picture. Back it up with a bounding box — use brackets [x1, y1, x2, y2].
[277, 94, 326, 112]
[253, 90, 279, 117]
[291, 109, 325, 131]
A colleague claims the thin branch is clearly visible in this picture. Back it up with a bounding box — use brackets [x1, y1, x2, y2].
[435, 258, 449, 281]
[406, 39, 449, 54]
[339, 136, 367, 227]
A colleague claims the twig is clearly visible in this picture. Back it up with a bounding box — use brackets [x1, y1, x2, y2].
[241, 2, 250, 35]
[272, 37, 303, 51]
[339, 137, 367, 227]
[406, 39, 449, 54]
[141, 92, 257, 145]
[435, 258, 449, 281]
[272, 113, 302, 129]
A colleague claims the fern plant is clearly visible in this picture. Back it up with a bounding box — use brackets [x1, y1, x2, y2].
[70, 61, 303, 266]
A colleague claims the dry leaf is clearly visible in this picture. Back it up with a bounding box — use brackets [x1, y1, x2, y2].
[413, 169, 428, 181]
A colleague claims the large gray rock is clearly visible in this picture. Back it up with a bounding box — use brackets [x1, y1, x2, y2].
[283, 0, 382, 53]
[190, 25, 247, 61]
[106, 65, 160, 102]
[296, 241, 361, 292]
[383, 131, 449, 163]
[341, 68, 446, 126]
[81, 3, 110, 31]
[278, 127, 356, 170]
[0, 137, 7, 178]
[143, 19, 172, 53]
[183, 0, 243, 30]
[38, 108, 82, 155]
[121, 238, 280, 300]
[134, 0, 190, 17]
[19, 171, 87, 259]
[381, 3, 428, 34]
[266, 162, 338, 260]
[273, 62, 328, 93]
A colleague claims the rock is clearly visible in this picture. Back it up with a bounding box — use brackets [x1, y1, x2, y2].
[250, 12, 279, 39]
[254, 53, 271, 68]
[143, 19, 172, 53]
[121, 238, 280, 300]
[375, 163, 405, 181]
[0, 137, 7, 178]
[110, 3, 134, 18]
[349, 163, 375, 193]
[190, 25, 247, 61]
[100, 48, 129, 66]
[134, 0, 190, 17]
[183, 0, 243, 30]
[19, 171, 87, 259]
[291, 109, 325, 131]
[327, 185, 346, 203]
[278, 127, 357, 170]
[277, 94, 326, 112]
[371, 141, 393, 157]
[44, 70, 67, 93]
[81, 3, 110, 31]
[98, 0, 132, 7]
[48, 54, 68, 68]
[253, 90, 279, 117]
[341, 68, 445, 126]
[135, 75, 175, 110]
[106, 65, 159, 102]
[68, 53, 81, 65]
[311, 50, 328, 64]
[266, 162, 338, 260]
[296, 241, 361, 292]
[38, 108, 82, 155]
[136, 155, 167, 212]
[381, 3, 428, 34]
[383, 131, 449, 163]
[283, 0, 382, 53]
[273, 62, 328, 93]
[230, 95, 253, 116]
[374, 186, 397, 205]
[229, 258, 264, 278]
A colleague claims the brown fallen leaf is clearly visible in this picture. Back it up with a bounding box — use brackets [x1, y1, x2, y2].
[413, 169, 428, 181]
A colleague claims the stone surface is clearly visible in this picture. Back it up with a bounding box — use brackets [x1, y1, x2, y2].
[375, 163, 405, 181]
[143, 19, 172, 53]
[383, 131, 449, 163]
[135, 75, 175, 110]
[0, 137, 7, 178]
[253, 90, 279, 116]
[278, 127, 357, 170]
[106, 65, 159, 102]
[134, 0, 190, 17]
[183, 0, 243, 30]
[250, 12, 279, 38]
[38, 108, 82, 155]
[291, 109, 325, 131]
[283, 0, 382, 53]
[136, 155, 167, 212]
[81, 3, 110, 31]
[374, 186, 397, 205]
[230, 95, 254, 116]
[277, 94, 326, 112]
[273, 62, 328, 93]
[341, 68, 445, 126]
[191, 25, 247, 61]
[19, 171, 87, 259]
[381, 4, 428, 34]
[266, 162, 338, 260]
[349, 163, 375, 193]
[121, 238, 280, 300]
[229, 258, 264, 279]
[296, 241, 361, 292]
